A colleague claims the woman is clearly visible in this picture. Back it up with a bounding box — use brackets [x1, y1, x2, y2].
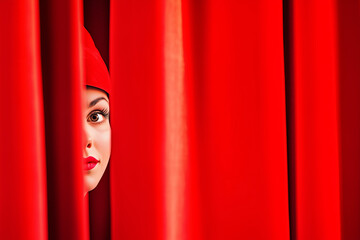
[82, 26, 111, 194]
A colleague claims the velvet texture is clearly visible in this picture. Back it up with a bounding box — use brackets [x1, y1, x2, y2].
[1, 0, 360, 240]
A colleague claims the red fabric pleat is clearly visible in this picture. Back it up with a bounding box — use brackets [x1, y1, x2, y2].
[289, 1, 342, 239]
[0, 1, 48, 239]
[110, 0, 290, 239]
[337, 1, 360, 239]
[182, 1, 290, 239]
[110, 0, 165, 239]
[39, 0, 88, 239]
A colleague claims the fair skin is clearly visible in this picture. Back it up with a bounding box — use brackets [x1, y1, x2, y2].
[83, 87, 111, 194]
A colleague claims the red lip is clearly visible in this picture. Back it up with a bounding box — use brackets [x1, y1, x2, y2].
[84, 156, 99, 171]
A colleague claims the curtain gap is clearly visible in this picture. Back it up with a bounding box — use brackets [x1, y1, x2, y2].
[84, 0, 111, 239]
[282, 0, 296, 239]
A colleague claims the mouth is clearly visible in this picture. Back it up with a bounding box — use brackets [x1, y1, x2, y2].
[84, 156, 100, 171]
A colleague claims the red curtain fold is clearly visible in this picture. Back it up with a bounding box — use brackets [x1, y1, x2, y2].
[0, 1, 47, 239]
[1, 0, 360, 239]
[288, 0, 342, 239]
[110, 1, 165, 239]
[110, 0, 290, 239]
[39, 0, 88, 239]
[286, 1, 360, 239]
[336, 1, 360, 240]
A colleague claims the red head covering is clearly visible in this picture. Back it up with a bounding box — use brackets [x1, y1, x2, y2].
[82, 26, 111, 96]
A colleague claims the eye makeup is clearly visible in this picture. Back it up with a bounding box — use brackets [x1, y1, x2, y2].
[87, 108, 110, 123]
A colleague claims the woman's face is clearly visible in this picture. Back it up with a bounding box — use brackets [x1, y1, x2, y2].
[83, 87, 111, 193]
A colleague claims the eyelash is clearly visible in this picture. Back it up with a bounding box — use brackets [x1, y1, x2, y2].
[87, 108, 110, 123]
[99, 108, 110, 118]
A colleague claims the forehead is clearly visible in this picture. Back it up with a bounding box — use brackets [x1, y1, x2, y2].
[85, 88, 109, 103]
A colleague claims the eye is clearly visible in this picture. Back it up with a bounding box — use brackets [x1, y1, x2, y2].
[89, 112, 104, 122]
[87, 111, 107, 123]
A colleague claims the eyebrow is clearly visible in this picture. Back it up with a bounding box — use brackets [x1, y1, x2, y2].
[88, 97, 108, 108]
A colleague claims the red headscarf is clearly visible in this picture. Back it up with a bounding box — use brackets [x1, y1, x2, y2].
[82, 26, 111, 96]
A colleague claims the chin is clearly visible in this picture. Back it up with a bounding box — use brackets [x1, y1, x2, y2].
[84, 175, 101, 193]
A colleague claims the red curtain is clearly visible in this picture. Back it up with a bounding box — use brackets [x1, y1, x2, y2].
[1, 0, 360, 240]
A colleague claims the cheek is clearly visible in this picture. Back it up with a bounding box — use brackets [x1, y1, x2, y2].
[94, 128, 111, 160]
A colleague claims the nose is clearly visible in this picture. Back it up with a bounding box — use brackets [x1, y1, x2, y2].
[86, 138, 93, 148]
[83, 123, 94, 150]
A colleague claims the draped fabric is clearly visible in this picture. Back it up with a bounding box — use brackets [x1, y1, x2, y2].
[1, 0, 360, 240]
